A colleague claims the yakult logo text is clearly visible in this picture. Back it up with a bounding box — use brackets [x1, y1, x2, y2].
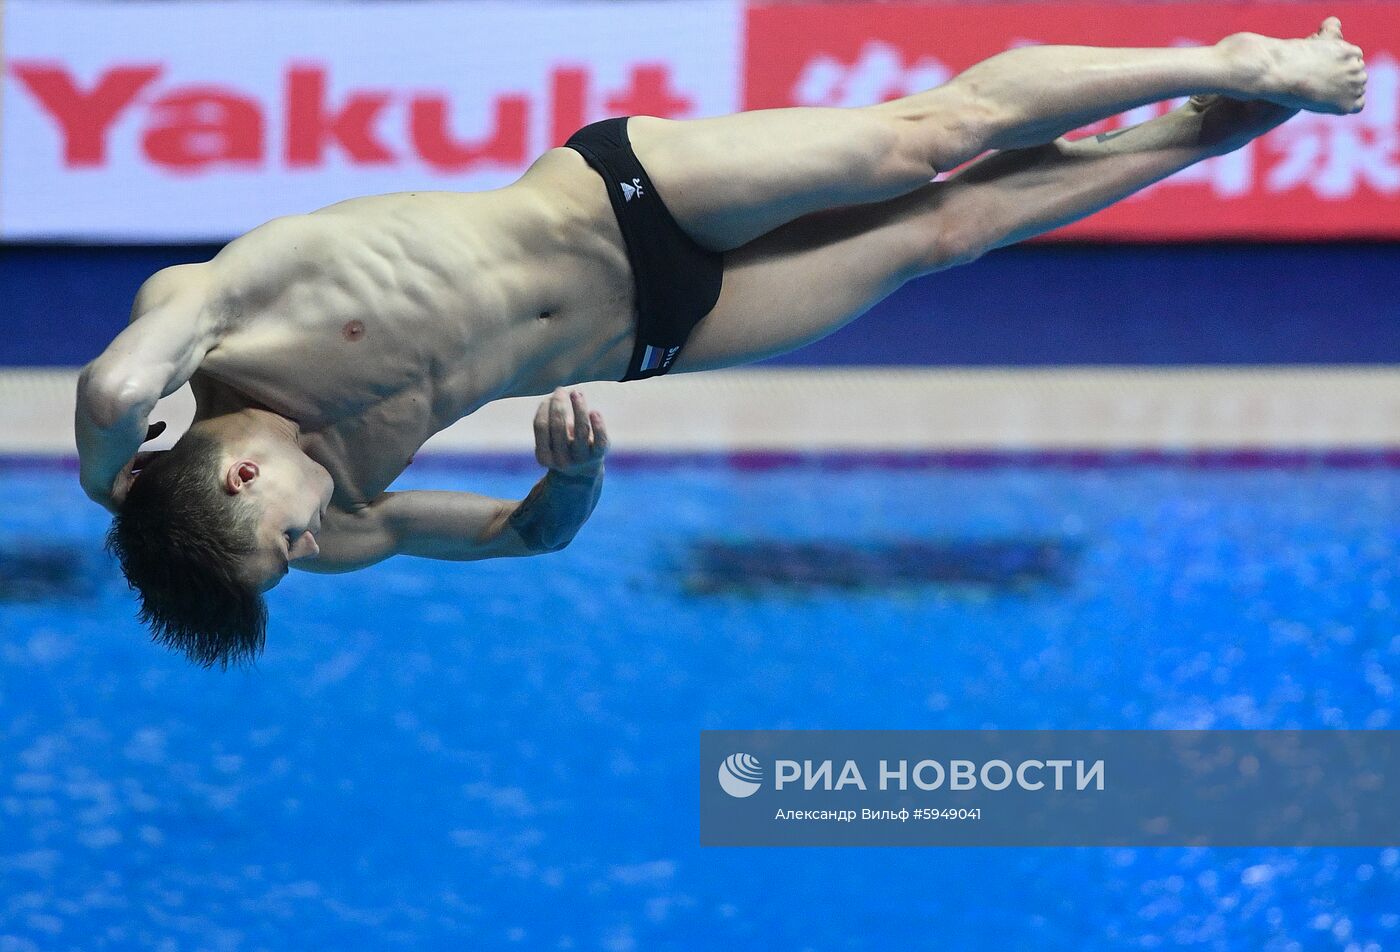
[0, 0, 741, 238]
[10, 62, 695, 173]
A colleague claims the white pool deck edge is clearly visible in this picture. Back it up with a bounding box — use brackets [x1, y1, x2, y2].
[4, 366, 1400, 455]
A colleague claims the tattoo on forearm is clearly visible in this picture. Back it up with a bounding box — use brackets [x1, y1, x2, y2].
[507, 469, 603, 553]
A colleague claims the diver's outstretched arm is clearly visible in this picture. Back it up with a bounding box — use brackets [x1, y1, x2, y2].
[306, 388, 607, 572]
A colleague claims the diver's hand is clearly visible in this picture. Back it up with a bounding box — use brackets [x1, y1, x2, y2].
[509, 390, 607, 554]
[533, 388, 608, 478]
[103, 421, 168, 512]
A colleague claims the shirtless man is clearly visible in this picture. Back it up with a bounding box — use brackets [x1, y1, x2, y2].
[75, 21, 1367, 666]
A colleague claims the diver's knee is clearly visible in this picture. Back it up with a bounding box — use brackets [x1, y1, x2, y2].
[919, 217, 991, 272]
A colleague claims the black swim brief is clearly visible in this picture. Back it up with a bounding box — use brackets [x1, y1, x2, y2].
[564, 117, 724, 382]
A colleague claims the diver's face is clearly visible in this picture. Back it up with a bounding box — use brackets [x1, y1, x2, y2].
[228, 446, 334, 592]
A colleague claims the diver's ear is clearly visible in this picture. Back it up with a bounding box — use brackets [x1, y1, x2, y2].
[226, 460, 260, 494]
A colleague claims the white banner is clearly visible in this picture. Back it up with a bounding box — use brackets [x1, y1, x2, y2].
[0, 0, 742, 241]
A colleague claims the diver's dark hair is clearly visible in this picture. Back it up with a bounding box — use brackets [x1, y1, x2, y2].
[106, 429, 267, 668]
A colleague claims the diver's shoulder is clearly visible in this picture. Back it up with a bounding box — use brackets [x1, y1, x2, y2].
[216, 212, 332, 262]
[131, 261, 211, 319]
[202, 213, 341, 306]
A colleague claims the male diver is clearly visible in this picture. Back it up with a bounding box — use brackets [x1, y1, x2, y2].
[76, 22, 1368, 664]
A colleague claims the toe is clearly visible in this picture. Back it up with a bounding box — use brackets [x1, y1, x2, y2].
[1321, 16, 1342, 37]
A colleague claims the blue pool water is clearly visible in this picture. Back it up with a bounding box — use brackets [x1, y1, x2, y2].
[2, 460, 1398, 950]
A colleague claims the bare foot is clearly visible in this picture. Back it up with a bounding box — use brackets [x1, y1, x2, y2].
[1219, 17, 1367, 115]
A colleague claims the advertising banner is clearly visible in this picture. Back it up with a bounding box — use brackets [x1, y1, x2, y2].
[746, 2, 1400, 239]
[3, 1, 1396, 241]
[1, 0, 742, 240]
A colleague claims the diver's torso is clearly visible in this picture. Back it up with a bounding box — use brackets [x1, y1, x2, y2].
[187, 148, 635, 503]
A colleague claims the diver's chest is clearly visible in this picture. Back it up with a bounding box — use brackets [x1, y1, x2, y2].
[205, 312, 438, 411]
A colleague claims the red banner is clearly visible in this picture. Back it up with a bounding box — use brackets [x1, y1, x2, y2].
[745, 2, 1400, 239]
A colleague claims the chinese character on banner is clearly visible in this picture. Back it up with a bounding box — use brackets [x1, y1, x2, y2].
[791, 42, 951, 108]
[1266, 53, 1400, 200]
